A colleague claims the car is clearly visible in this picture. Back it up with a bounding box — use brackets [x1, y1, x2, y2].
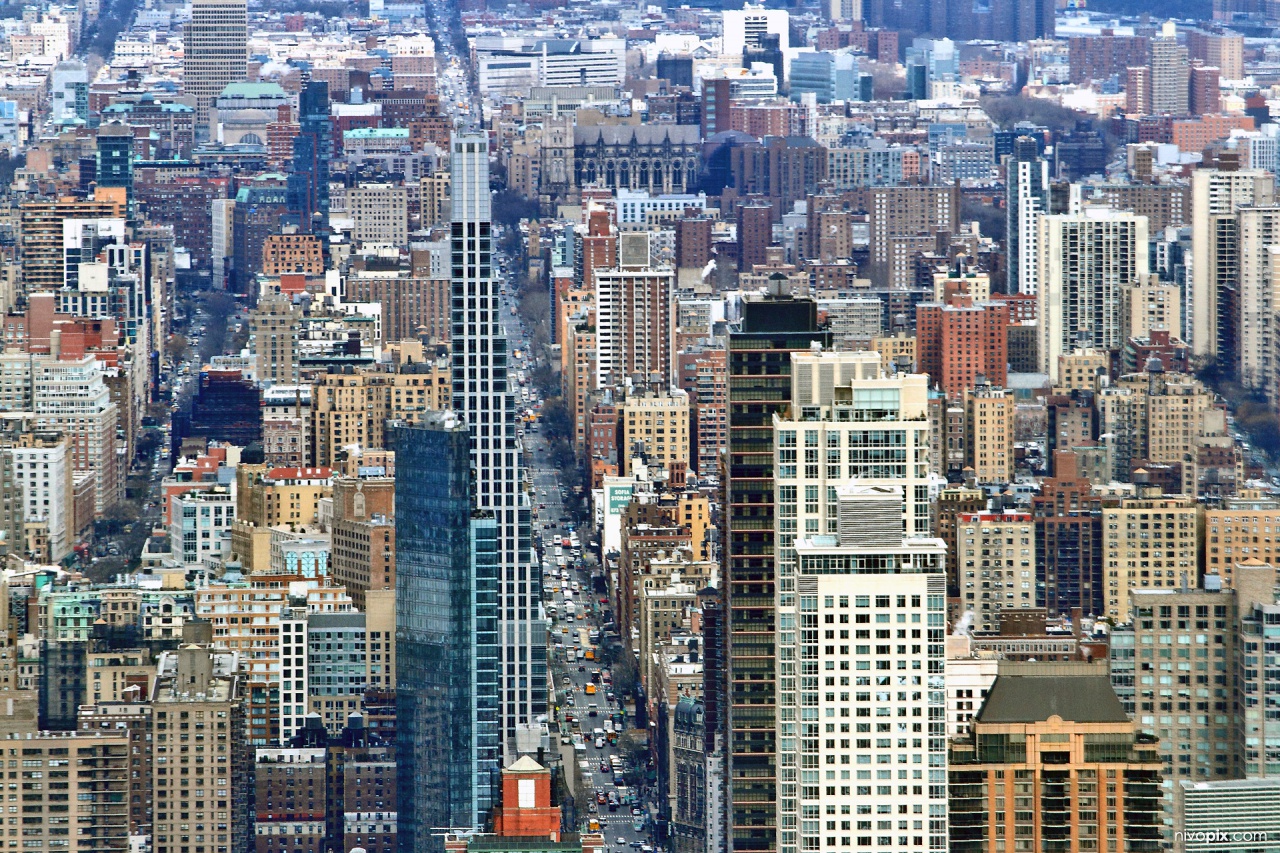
[597, 792, 608, 804]
[578, 665, 586, 672]
[561, 735, 572, 745]
[631, 808, 642, 816]
[600, 763, 611, 773]
[631, 843, 644, 849]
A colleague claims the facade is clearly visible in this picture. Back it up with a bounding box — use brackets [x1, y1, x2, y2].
[1188, 169, 1273, 358]
[150, 644, 249, 853]
[1150, 30, 1190, 116]
[949, 662, 1164, 853]
[957, 512, 1035, 633]
[395, 414, 501, 850]
[184, 0, 248, 138]
[1175, 778, 1280, 853]
[250, 291, 301, 385]
[618, 387, 690, 478]
[347, 183, 409, 245]
[915, 299, 1009, 400]
[778, 485, 949, 853]
[1037, 208, 1149, 382]
[724, 294, 831, 853]
[573, 126, 700, 195]
[1234, 206, 1280, 400]
[447, 134, 544, 754]
[1006, 141, 1048, 296]
[593, 237, 674, 389]
[962, 384, 1014, 484]
[1102, 490, 1200, 620]
[1128, 587, 1240, 787]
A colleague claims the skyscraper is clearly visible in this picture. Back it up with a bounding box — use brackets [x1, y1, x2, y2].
[1036, 208, 1149, 383]
[723, 292, 830, 853]
[1150, 23, 1190, 116]
[183, 0, 247, 140]
[1188, 168, 1274, 360]
[287, 80, 332, 234]
[782, 485, 949, 853]
[395, 414, 501, 852]
[449, 134, 546, 754]
[1005, 137, 1048, 295]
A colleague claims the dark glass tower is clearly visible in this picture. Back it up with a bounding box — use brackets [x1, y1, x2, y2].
[394, 413, 501, 852]
[95, 122, 134, 203]
[723, 293, 829, 853]
[287, 80, 332, 232]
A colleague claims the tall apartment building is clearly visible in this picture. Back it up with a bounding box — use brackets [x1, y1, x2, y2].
[618, 387, 691, 478]
[957, 512, 1035, 633]
[309, 362, 450, 467]
[594, 233, 674, 390]
[771, 356, 935, 853]
[448, 135, 545, 755]
[18, 195, 126, 291]
[7, 430, 74, 562]
[1185, 28, 1244, 80]
[1037, 208, 1149, 382]
[330, 474, 395, 610]
[1034, 452, 1108, 618]
[344, 271, 451, 345]
[676, 347, 727, 478]
[949, 663, 1164, 853]
[184, 0, 247, 139]
[1189, 168, 1273, 358]
[347, 183, 409, 246]
[0, 729, 131, 852]
[962, 384, 1014, 484]
[777, 485, 949, 853]
[1006, 139, 1049, 295]
[724, 294, 831, 853]
[1150, 26, 1190, 115]
[150, 641, 249, 853]
[1102, 488, 1201, 620]
[249, 290, 301, 385]
[1175, 779, 1280, 853]
[915, 298, 1009, 399]
[1128, 586, 1240, 787]
[1202, 493, 1280, 585]
[394, 414, 501, 851]
[1234, 205, 1280, 399]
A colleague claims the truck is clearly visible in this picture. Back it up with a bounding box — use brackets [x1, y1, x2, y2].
[563, 601, 577, 619]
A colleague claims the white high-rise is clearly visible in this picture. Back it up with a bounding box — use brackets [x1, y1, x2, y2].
[1189, 169, 1275, 358]
[773, 350, 937, 853]
[780, 484, 948, 853]
[1235, 205, 1280, 400]
[1007, 157, 1049, 295]
[1037, 207, 1148, 383]
[449, 134, 545, 755]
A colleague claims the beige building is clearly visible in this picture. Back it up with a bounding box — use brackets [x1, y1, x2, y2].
[0, 730, 130, 852]
[1202, 492, 1280, 585]
[1124, 277, 1182, 340]
[958, 511, 1036, 633]
[249, 290, 301, 385]
[310, 361, 450, 467]
[638, 580, 700, 700]
[618, 387, 690, 478]
[1056, 347, 1109, 393]
[420, 171, 451, 227]
[1189, 168, 1274, 358]
[150, 643, 249, 853]
[1103, 487, 1201, 620]
[236, 463, 332, 528]
[184, 0, 247, 138]
[870, 331, 916, 371]
[346, 182, 409, 246]
[963, 383, 1014, 483]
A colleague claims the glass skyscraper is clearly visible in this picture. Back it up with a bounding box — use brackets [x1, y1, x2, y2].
[287, 80, 332, 232]
[395, 413, 500, 851]
[449, 134, 545, 754]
